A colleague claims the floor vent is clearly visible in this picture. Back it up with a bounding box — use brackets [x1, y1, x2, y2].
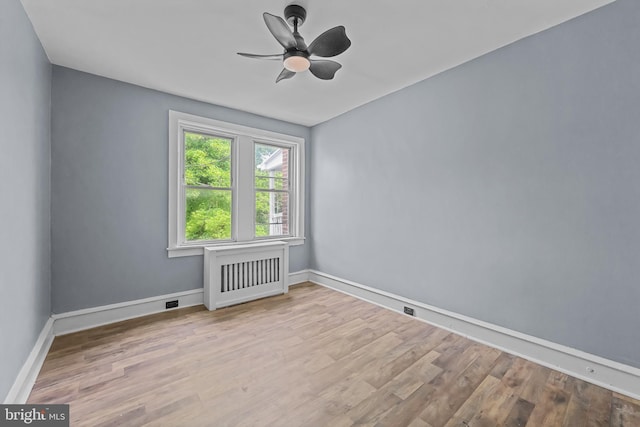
[204, 241, 289, 310]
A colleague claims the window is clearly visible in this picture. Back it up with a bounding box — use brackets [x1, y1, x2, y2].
[184, 132, 233, 242]
[168, 111, 304, 257]
[255, 143, 290, 238]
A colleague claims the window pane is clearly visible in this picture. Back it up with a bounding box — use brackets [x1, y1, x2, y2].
[255, 144, 289, 190]
[185, 188, 232, 241]
[255, 191, 289, 237]
[185, 132, 231, 187]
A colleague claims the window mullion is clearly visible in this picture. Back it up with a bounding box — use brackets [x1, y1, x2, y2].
[235, 135, 255, 242]
[289, 147, 297, 237]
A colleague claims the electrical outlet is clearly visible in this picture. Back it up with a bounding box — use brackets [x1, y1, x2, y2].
[403, 306, 415, 316]
[166, 300, 179, 309]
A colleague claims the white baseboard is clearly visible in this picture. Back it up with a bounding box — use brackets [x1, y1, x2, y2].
[53, 270, 310, 336]
[13, 269, 637, 404]
[289, 269, 310, 286]
[4, 318, 55, 404]
[6, 271, 310, 402]
[308, 269, 640, 400]
[53, 289, 205, 336]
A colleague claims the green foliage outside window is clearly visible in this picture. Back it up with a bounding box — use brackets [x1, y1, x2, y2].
[255, 191, 271, 237]
[255, 144, 286, 237]
[183, 133, 283, 241]
[184, 132, 232, 241]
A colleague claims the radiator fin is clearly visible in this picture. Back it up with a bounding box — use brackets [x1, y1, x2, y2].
[220, 257, 281, 293]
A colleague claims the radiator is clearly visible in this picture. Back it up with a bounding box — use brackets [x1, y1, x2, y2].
[203, 241, 289, 310]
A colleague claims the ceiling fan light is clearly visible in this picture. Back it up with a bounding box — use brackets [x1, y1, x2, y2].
[283, 55, 310, 72]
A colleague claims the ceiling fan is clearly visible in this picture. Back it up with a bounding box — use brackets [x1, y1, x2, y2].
[238, 4, 351, 83]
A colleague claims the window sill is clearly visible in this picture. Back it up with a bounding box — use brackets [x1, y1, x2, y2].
[167, 237, 305, 258]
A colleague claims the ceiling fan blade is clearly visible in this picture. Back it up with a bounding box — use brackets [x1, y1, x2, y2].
[308, 26, 351, 57]
[309, 60, 342, 80]
[276, 68, 296, 83]
[263, 13, 297, 50]
[237, 53, 284, 61]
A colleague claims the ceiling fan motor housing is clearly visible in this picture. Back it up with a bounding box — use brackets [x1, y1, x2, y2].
[284, 50, 308, 61]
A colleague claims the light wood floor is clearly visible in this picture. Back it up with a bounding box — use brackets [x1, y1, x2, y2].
[29, 283, 640, 426]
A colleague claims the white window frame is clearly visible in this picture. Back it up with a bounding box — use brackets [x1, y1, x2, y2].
[168, 111, 305, 258]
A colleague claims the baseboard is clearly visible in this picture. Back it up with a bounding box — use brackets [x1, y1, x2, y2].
[7, 271, 308, 403]
[308, 269, 640, 400]
[53, 270, 310, 336]
[289, 269, 310, 286]
[4, 318, 55, 404]
[18, 269, 637, 403]
[53, 289, 205, 336]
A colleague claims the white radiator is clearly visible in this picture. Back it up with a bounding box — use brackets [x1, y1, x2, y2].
[203, 241, 289, 310]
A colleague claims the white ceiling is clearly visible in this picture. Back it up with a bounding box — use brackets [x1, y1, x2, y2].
[21, 0, 614, 127]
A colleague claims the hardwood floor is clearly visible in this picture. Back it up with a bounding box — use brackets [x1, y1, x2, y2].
[29, 283, 640, 426]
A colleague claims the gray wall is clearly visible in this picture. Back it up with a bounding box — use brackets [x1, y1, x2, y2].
[51, 67, 310, 313]
[0, 0, 51, 400]
[310, 0, 640, 368]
